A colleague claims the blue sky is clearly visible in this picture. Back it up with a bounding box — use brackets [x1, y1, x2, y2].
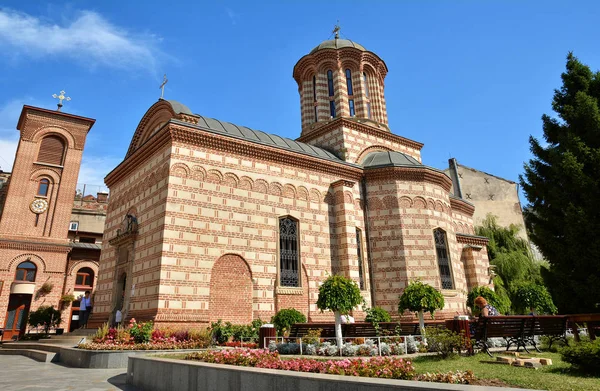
[1, 1, 599, 202]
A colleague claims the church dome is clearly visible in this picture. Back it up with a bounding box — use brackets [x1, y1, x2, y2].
[310, 38, 366, 54]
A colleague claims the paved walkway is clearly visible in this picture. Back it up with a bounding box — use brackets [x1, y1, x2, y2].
[0, 356, 140, 391]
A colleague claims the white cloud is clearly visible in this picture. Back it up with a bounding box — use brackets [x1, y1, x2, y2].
[0, 98, 29, 171]
[0, 9, 164, 72]
[225, 8, 239, 25]
[76, 155, 121, 192]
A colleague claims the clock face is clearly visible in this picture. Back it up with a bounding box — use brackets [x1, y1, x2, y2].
[30, 199, 48, 214]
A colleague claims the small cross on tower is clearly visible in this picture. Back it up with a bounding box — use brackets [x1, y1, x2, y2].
[52, 90, 71, 111]
[332, 21, 341, 39]
[159, 74, 168, 100]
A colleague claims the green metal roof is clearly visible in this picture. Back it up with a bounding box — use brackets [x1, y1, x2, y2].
[310, 39, 366, 54]
[166, 101, 357, 166]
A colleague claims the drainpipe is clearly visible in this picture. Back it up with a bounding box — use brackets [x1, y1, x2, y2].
[361, 177, 376, 308]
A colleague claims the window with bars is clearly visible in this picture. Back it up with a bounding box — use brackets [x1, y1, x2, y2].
[279, 216, 299, 287]
[356, 228, 365, 290]
[327, 70, 336, 118]
[363, 72, 372, 119]
[434, 229, 454, 289]
[37, 135, 66, 166]
[15, 261, 36, 282]
[75, 267, 94, 288]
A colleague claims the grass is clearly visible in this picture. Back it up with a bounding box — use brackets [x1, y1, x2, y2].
[412, 352, 600, 391]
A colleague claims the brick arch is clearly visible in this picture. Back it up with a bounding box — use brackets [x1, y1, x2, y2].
[209, 254, 253, 324]
[297, 186, 309, 201]
[29, 168, 61, 183]
[6, 253, 47, 273]
[254, 179, 268, 194]
[30, 126, 77, 149]
[413, 196, 427, 209]
[206, 169, 223, 183]
[283, 184, 297, 199]
[355, 145, 394, 164]
[170, 163, 190, 178]
[223, 172, 239, 188]
[67, 260, 99, 276]
[191, 165, 206, 181]
[269, 182, 283, 196]
[238, 176, 253, 190]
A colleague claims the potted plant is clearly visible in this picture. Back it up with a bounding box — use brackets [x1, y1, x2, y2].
[38, 282, 53, 296]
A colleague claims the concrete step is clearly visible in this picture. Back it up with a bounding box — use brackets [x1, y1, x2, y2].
[0, 348, 58, 362]
[1, 342, 63, 353]
[67, 328, 97, 337]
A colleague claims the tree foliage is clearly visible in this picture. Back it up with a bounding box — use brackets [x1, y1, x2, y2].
[512, 282, 557, 315]
[270, 309, 306, 336]
[520, 53, 600, 313]
[316, 275, 363, 314]
[466, 286, 510, 315]
[364, 306, 392, 323]
[398, 280, 445, 318]
[28, 305, 61, 334]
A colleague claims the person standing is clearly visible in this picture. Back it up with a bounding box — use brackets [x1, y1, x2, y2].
[79, 291, 93, 329]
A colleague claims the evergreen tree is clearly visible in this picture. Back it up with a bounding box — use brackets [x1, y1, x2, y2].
[520, 53, 600, 314]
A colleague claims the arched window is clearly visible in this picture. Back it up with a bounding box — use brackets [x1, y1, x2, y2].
[356, 228, 365, 290]
[434, 229, 454, 289]
[327, 70, 336, 118]
[363, 72, 372, 119]
[279, 216, 300, 287]
[15, 261, 37, 282]
[37, 178, 50, 197]
[346, 69, 355, 117]
[75, 267, 94, 288]
[37, 135, 66, 166]
[312, 75, 318, 122]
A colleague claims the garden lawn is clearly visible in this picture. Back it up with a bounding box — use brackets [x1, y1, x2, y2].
[412, 352, 600, 391]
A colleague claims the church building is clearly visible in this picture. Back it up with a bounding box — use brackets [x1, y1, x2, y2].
[94, 33, 492, 327]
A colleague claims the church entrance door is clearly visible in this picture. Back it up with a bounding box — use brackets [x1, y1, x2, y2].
[3, 294, 31, 340]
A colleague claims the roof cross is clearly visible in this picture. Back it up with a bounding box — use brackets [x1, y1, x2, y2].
[159, 74, 168, 100]
[332, 21, 340, 39]
[52, 90, 71, 111]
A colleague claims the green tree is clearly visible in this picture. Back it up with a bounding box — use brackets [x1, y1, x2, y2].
[466, 286, 510, 315]
[270, 309, 306, 336]
[475, 214, 545, 313]
[520, 53, 600, 313]
[28, 305, 61, 334]
[398, 280, 444, 335]
[316, 275, 363, 348]
[512, 281, 557, 315]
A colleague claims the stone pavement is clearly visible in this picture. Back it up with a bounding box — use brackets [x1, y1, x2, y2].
[0, 356, 140, 391]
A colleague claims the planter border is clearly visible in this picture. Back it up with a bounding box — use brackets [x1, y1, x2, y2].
[127, 355, 536, 391]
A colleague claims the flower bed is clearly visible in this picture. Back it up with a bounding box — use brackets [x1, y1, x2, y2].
[223, 341, 258, 348]
[185, 348, 476, 384]
[78, 318, 211, 351]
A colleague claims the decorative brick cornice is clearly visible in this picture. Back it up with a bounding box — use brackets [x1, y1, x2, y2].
[331, 179, 355, 188]
[168, 122, 364, 180]
[364, 166, 452, 192]
[0, 239, 71, 253]
[296, 117, 423, 152]
[108, 230, 138, 247]
[456, 233, 489, 246]
[449, 196, 475, 216]
[275, 287, 304, 295]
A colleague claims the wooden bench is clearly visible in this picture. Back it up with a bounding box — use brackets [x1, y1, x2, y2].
[532, 315, 568, 349]
[472, 316, 535, 357]
[288, 321, 446, 341]
[288, 323, 337, 338]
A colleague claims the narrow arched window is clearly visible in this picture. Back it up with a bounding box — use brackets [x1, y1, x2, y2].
[327, 70, 336, 118]
[356, 228, 365, 290]
[345, 69, 353, 95]
[76, 267, 94, 288]
[37, 135, 66, 165]
[37, 178, 50, 197]
[434, 229, 454, 289]
[312, 75, 318, 122]
[279, 216, 300, 287]
[15, 261, 37, 282]
[363, 72, 372, 119]
[346, 69, 355, 116]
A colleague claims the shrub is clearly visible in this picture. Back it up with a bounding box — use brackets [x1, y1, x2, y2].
[128, 319, 153, 343]
[305, 343, 317, 355]
[210, 320, 235, 344]
[416, 370, 476, 384]
[271, 309, 306, 336]
[406, 336, 419, 354]
[28, 305, 61, 334]
[365, 306, 392, 323]
[342, 342, 358, 356]
[560, 339, 600, 375]
[466, 286, 510, 315]
[424, 327, 463, 358]
[303, 328, 322, 345]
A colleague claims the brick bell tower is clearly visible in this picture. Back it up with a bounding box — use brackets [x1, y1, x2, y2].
[0, 94, 95, 340]
[292, 25, 402, 164]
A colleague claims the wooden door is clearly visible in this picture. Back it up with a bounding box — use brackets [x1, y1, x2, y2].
[3, 294, 31, 340]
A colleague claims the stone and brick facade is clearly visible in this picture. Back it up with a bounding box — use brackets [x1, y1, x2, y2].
[94, 36, 492, 327]
[0, 106, 102, 338]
